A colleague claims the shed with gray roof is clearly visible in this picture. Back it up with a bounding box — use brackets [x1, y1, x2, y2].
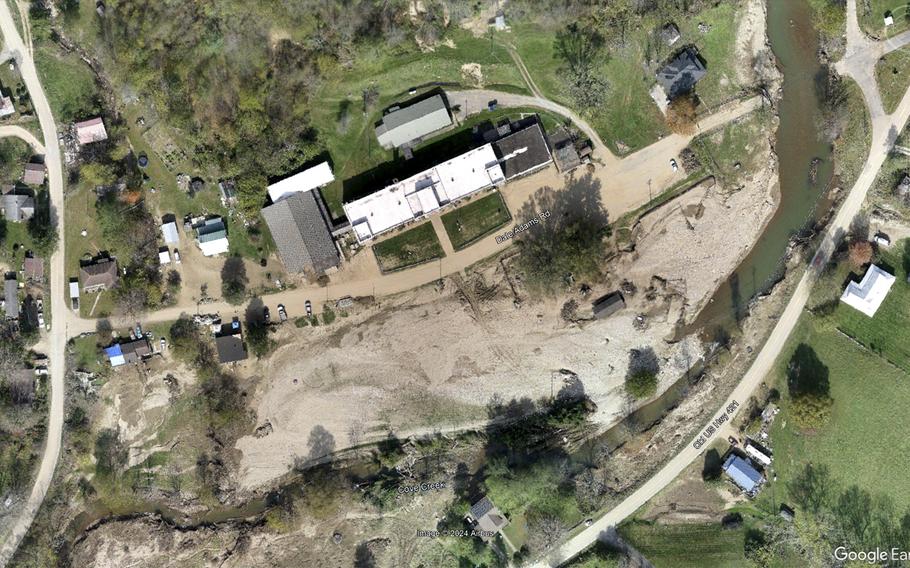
[261, 191, 340, 275]
[375, 94, 453, 148]
[4, 277, 18, 319]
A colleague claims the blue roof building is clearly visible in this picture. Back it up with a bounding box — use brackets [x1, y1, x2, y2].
[103, 344, 125, 367]
[723, 455, 763, 493]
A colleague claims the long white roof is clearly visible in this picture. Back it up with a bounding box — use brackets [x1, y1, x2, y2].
[343, 144, 504, 242]
[840, 264, 895, 317]
[267, 162, 335, 203]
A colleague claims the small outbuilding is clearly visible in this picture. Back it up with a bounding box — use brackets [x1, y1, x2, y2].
[74, 117, 108, 145]
[660, 23, 681, 46]
[840, 264, 895, 317]
[23, 163, 45, 186]
[267, 162, 335, 204]
[194, 217, 229, 257]
[592, 292, 625, 319]
[0, 96, 14, 118]
[22, 256, 44, 282]
[160, 217, 179, 245]
[158, 247, 171, 265]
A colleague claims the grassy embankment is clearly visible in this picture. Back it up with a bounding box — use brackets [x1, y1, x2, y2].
[875, 47, 910, 114]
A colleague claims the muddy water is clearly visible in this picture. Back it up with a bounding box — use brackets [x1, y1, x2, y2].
[687, 0, 835, 336]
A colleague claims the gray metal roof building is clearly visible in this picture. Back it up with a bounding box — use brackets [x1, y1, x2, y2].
[261, 191, 340, 275]
[592, 292, 625, 319]
[656, 47, 707, 99]
[4, 278, 18, 319]
[375, 95, 453, 148]
[492, 123, 553, 180]
[216, 334, 247, 364]
[0, 194, 35, 222]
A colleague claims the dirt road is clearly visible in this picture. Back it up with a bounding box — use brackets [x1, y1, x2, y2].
[0, 1, 67, 564]
[541, 2, 910, 564]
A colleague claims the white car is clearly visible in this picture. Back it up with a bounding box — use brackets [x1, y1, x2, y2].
[174, 249, 181, 264]
[670, 158, 679, 172]
[37, 312, 44, 327]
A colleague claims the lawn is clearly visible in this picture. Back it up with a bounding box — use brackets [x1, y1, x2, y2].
[69, 334, 104, 374]
[510, 2, 746, 155]
[875, 47, 910, 114]
[311, 28, 528, 217]
[860, 0, 910, 37]
[371, 222, 444, 272]
[33, 44, 100, 123]
[692, 107, 771, 190]
[763, 310, 910, 510]
[617, 521, 752, 568]
[441, 191, 511, 250]
[814, 241, 910, 372]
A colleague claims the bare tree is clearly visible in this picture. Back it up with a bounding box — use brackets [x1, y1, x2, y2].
[527, 513, 567, 554]
[347, 419, 365, 446]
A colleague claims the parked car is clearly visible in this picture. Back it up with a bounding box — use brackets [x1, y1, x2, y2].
[305, 300, 313, 316]
[160, 338, 167, 350]
[263, 306, 270, 324]
[728, 436, 739, 446]
[36, 298, 43, 311]
[34, 366, 48, 376]
[670, 158, 679, 172]
[277, 304, 288, 322]
[174, 249, 181, 264]
[37, 312, 44, 327]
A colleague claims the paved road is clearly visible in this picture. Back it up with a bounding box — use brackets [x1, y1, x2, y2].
[540, 2, 910, 565]
[0, 0, 67, 564]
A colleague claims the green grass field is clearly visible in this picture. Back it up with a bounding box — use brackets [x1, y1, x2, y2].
[33, 45, 100, 123]
[861, 0, 910, 36]
[875, 47, 910, 113]
[693, 108, 770, 189]
[511, 2, 745, 155]
[764, 313, 910, 509]
[371, 222, 444, 272]
[441, 191, 511, 250]
[561, 542, 622, 568]
[617, 521, 752, 568]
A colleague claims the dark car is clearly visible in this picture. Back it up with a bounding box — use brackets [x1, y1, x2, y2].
[263, 306, 270, 324]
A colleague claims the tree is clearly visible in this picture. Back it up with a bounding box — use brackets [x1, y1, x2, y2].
[526, 511, 566, 554]
[554, 24, 610, 111]
[221, 256, 248, 304]
[169, 316, 203, 364]
[27, 189, 57, 256]
[625, 347, 660, 400]
[666, 93, 698, 134]
[245, 298, 275, 358]
[786, 344, 833, 430]
[789, 392, 833, 429]
[848, 239, 873, 268]
[94, 428, 127, 477]
[789, 463, 832, 514]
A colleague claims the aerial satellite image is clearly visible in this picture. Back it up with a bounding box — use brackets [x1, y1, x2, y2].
[0, 0, 908, 566]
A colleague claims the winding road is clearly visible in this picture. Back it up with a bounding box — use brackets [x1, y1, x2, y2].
[540, 1, 910, 565]
[0, 0, 66, 564]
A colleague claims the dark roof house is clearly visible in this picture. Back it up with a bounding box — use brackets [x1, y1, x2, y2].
[23, 256, 44, 281]
[0, 193, 35, 222]
[375, 94, 453, 148]
[80, 258, 119, 293]
[103, 337, 152, 367]
[466, 496, 510, 542]
[492, 123, 553, 180]
[656, 47, 707, 99]
[261, 191, 340, 275]
[216, 334, 248, 364]
[23, 163, 46, 186]
[592, 292, 625, 319]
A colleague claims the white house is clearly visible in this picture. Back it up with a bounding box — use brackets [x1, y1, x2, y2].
[840, 264, 895, 317]
[267, 162, 335, 203]
[0, 96, 14, 118]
